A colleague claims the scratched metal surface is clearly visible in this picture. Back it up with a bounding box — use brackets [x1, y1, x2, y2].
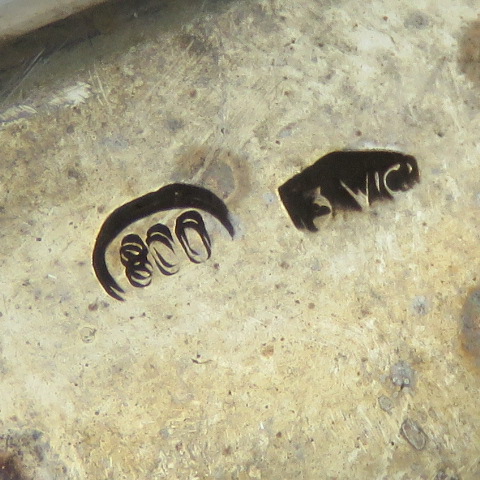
[0, 0, 479, 478]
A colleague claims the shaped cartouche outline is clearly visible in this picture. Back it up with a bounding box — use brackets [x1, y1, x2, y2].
[93, 183, 235, 301]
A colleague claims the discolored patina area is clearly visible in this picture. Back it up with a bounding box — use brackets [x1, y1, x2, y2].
[460, 288, 480, 368]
